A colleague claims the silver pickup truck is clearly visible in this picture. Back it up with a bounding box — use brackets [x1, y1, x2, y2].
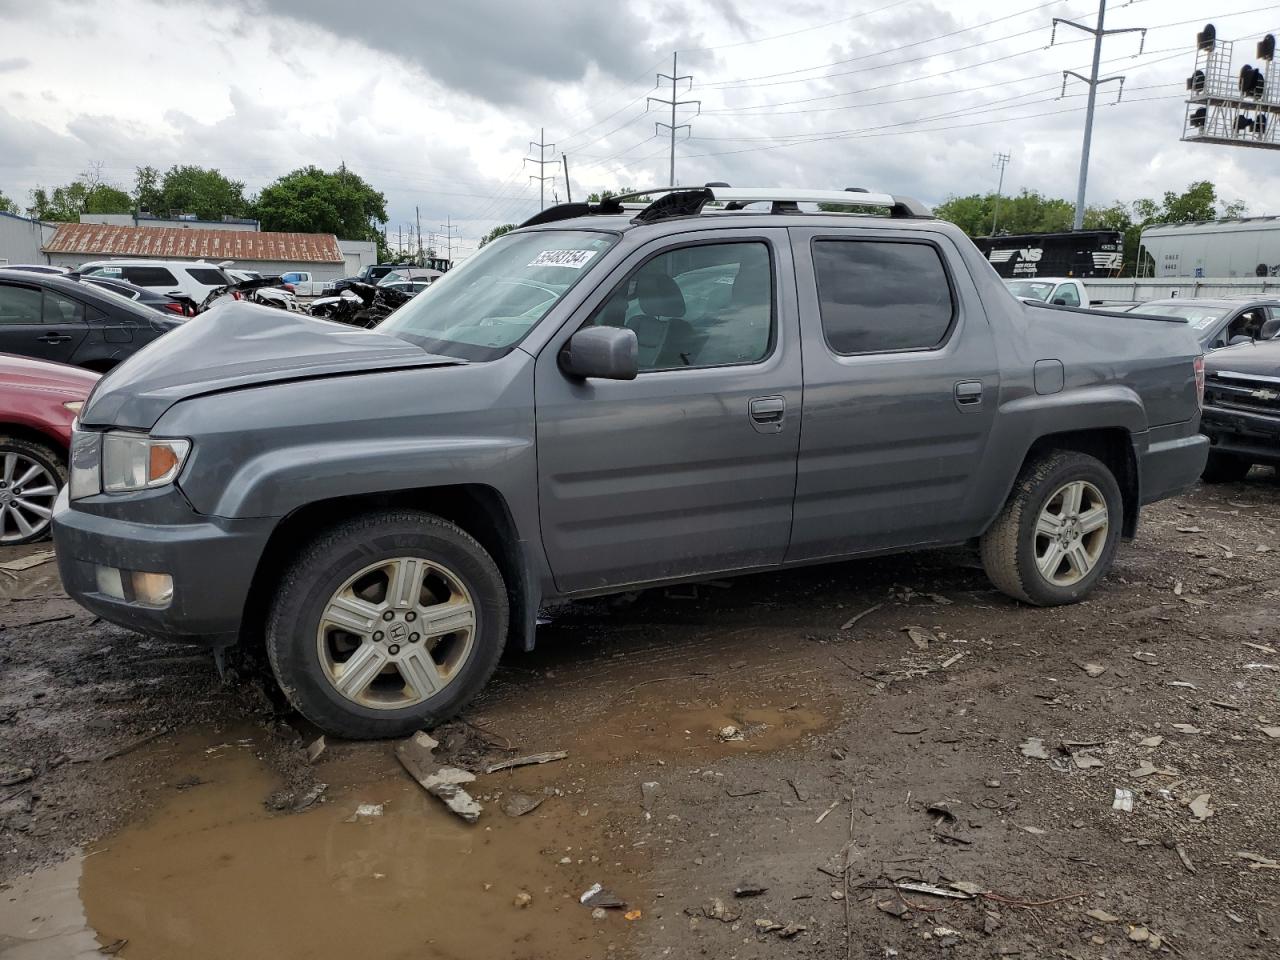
[52, 185, 1208, 738]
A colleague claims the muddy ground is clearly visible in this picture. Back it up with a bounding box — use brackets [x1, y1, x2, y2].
[2, 472, 1279, 959]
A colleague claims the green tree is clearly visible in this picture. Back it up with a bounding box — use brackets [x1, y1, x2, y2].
[153, 165, 248, 221]
[587, 187, 637, 203]
[0, 189, 19, 215]
[935, 189, 1075, 237]
[133, 165, 163, 212]
[1126, 181, 1246, 275]
[478, 223, 516, 247]
[253, 165, 388, 242]
[27, 180, 132, 221]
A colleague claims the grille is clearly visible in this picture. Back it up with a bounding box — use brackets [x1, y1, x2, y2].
[1206, 376, 1280, 416]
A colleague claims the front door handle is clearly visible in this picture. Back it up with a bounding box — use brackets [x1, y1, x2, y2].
[749, 396, 786, 434]
[37, 333, 72, 344]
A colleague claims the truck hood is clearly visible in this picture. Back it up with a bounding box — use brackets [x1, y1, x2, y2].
[1204, 339, 1280, 380]
[81, 302, 464, 430]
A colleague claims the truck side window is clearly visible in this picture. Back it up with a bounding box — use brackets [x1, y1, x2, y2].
[586, 241, 774, 371]
[1054, 284, 1080, 307]
[812, 240, 955, 355]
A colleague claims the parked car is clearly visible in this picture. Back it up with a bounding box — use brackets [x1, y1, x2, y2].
[222, 270, 300, 312]
[378, 267, 441, 287]
[0, 268, 183, 372]
[1199, 330, 1280, 481]
[379, 279, 432, 297]
[354, 263, 403, 285]
[78, 259, 233, 304]
[0, 264, 71, 276]
[0, 354, 96, 544]
[278, 271, 331, 297]
[54, 185, 1208, 739]
[77, 274, 194, 318]
[1125, 298, 1280, 351]
[1005, 277, 1091, 308]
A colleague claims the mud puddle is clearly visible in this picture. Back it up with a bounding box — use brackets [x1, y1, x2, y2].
[3, 727, 636, 960]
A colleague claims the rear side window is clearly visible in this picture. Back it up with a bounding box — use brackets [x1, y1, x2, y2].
[186, 267, 228, 285]
[1054, 284, 1081, 307]
[42, 290, 86, 323]
[812, 240, 955, 354]
[122, 266, 179, 287]
[0, 283, 42, 324]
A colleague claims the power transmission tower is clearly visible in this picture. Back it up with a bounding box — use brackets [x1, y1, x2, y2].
[648, 52, 700, 186]
[1051, 0, 1146, 230]
[525, 128, 557, 211]
[438, 216, 458, 263]
[991, 151, 1011, 236]
[415, 205, 423, 266]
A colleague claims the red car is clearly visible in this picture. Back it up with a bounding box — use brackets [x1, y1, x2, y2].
[0, 354, 97, 544]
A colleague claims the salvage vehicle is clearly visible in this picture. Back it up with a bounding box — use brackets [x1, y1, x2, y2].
[1199, 334, 1280, 481]
[1005, 277, 1092, 308]
[53, 185, 1208, 739]
[0, 354, 96, 543]
[78, 259, 233, 305]
[0, 269, 183, 372]
[78, 274, 195, 318]
[1124, 298, 1280, 352]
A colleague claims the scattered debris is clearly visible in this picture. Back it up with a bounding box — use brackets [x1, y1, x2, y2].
[101, 727, 169, 762]
[734, 882, 768, 898]
[591, 907, 607, 921]
[641, 781, 662, 811]
[484, 750, 568, 774]
[1073, 753, 1104, 770]
[0, 767, 35, 787]
[513, 891, 533, 908]
[1208, 700, 1241, 712]
[718, 725, 744, 742]
[305, 736, 326, 764]
[344, 802, 384, 821]
[1188, 794, 1214, 821]
[1259, 726, 1280, 739]
[939, 652, 965, 669]
[892, 724, 927, 735]
[926, 801, 957, 823]
[778, 922, 806, 938]
[1236, 852, 1280, 870]
[1080, 662, 1108, 678]
[1129, 925, 1151, 943]
[877, 899, 911, 918]
[1175, 844, 1196, 874]
[1166, 680, 1198, 689]
[1086, 908, 1121, 923]
[500, 792, 545, 817]
[1171, 724, 1203, 735]
[1128, 761, 1176, 778]
[395, 731, 482, 823]
[1022, 825, 1048, 835]
[290, 783, 328, 813]
[1139, 736, 1164, 748]
[1113, 788, 1135, 813]
[903, 626, 936, 650]
[895, 880, 973, 900]
[755, 918, 784, 933]
[815, 800, 841, 824]
[1133, 651, 1160, 664]
[839, 603, 882, 630]
[1242, 641, 1277, 654]
[702, 897, 741, 922]
[97, 939, 128, 956]
[1020, 738, 1050, 760]
[580, 883, 627, 909]
[0, 550, 56, 572]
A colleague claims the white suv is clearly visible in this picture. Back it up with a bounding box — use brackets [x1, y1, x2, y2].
[78, 259, 233, 305]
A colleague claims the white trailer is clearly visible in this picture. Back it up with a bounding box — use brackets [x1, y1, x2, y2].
[1140, 217, 1280, 280]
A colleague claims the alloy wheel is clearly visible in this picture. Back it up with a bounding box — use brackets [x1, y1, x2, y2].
[1034, 479, 1109, 587]
[0, 452, 59, 544]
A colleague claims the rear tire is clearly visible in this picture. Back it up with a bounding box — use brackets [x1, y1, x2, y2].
[1201, 451, 1252, 483]
[980, 450, 1123, 607]
[265, 510, 508, 740]
[0, 435, 66, 545]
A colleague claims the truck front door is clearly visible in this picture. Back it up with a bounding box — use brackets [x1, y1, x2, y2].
[786, 227, 1000, 562]
[534, 229, 803, 593]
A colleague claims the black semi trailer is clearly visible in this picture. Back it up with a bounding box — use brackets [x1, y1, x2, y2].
[973, 230, 1123, 279]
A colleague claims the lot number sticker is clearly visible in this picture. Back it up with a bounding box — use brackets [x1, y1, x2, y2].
[528, 250, 598, 269]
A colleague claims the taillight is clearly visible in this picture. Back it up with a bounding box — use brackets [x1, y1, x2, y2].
[1194, 355, 1205, 409]
[163, 302, 184, 314]
[283, 283, 296, 293]
[232, 290, 243, 300]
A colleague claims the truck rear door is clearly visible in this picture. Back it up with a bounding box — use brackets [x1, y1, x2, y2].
[786, 227, 1000, 561]
[534, 227, 803, 593]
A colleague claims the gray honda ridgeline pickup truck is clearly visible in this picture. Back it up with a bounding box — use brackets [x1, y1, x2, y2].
[52, 186, 1208, 739]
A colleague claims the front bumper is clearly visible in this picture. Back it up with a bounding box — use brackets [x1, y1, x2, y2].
[52, 489, 276, 645]
[1137, 428, 1209, 504]
[1202, 405, 1280, 465]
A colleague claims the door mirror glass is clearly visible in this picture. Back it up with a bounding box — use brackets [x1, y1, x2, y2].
[559, 326, 638, 380]
[1051, 297, 1068, 305]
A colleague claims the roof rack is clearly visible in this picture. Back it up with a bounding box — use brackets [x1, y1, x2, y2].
[518, 184, 932, 229]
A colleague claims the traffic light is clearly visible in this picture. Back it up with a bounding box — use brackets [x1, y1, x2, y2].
[1239, 64, 1265, 98]
[1258, 33, 1275, 60]
[1197, 23, 1216, 51]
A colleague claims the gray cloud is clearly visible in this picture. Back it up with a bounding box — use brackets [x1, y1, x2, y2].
[0, 57, 31, 72]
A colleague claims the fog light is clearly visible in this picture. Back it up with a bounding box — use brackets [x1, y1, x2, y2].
[95, 565, 125, 600]
[131, 572, 174, 607]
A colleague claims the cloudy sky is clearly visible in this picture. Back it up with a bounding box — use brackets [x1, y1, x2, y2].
[1, 0, 1277, 258]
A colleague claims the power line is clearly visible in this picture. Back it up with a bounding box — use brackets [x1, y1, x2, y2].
[678, 0, 916, 53]
[524, 128, 557, 211]
[648, 53, 700, 186]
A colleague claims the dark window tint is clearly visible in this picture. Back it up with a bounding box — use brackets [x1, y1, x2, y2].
[122, 266, 179, 287]
[1054, 284, 1080, 307]
[587, 241, 773, 371]
[186, 267, 228, 285]
[0, 283, 42, 325]
[813, 240, 954, 354]
[42, 290, 86, 324]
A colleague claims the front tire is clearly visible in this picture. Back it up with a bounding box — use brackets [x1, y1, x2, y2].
[1201, 451, 1252, 483]
[980, 451, 1123, 606]
[265, 510, 508, 739]
[0, 435, 66, 545]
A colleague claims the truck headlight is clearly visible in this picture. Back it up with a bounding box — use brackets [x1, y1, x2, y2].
[102, 432, 191, 493]
[71, 428, 192, 499]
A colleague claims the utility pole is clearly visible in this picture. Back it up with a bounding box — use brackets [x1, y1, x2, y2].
[415, 206, 423, 266]
[438, 216, 458, 264]
[991, 151, 1011, 236]
[649, 52, 700, 186]
[562, 154, 572, 203]
[525, 128, 557, 211]
[1052, 1, 1146, 230]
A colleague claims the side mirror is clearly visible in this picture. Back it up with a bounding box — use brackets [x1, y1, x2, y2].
[1051, 297, 1068, 306]
[559, 326, 638, 381]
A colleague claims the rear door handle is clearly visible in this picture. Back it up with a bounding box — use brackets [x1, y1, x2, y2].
[749, 396, 786, 433]
[954, 380, 983, 411]
[37, 333, 72, 344]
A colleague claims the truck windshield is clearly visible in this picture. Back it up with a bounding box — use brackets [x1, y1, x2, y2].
[1005, 280, 1056, 301]
[379, 230, 617, 360]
